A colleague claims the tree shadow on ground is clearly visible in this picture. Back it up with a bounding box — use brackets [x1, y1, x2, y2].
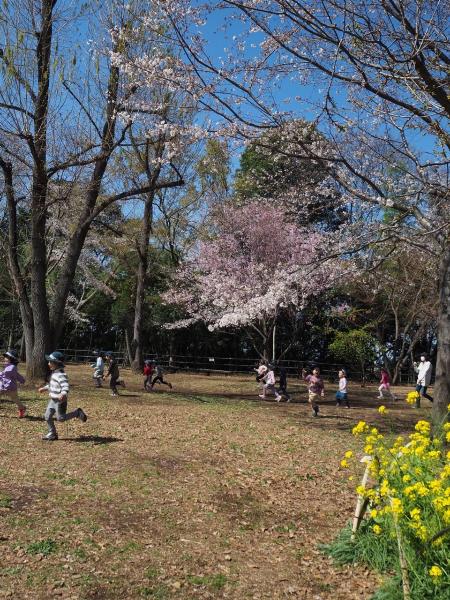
[66, 435, 123, 445]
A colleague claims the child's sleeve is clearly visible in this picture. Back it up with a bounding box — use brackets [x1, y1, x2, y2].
[17, 372, 25, 384]
[59, 373, 69, 395]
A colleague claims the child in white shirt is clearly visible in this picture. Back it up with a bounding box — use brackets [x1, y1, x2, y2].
[335, 369, 350, 408]
[259, 364, 280, 400]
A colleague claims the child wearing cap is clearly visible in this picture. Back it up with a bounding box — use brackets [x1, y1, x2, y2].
[0, 349, 26, 417]
[38, 351, 87, 441]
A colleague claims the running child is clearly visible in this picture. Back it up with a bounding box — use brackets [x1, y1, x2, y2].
[91, 351, 105, 388]
[259, 363, 280, 400]
[143, 359, 154, 391]
[335, 369, 350, 408]
[104, 352, 124, 396]
[276, 366, 291, 402]
[0, 349, 26, 417]
[377, 368, 396, 401]
[302, 366, 325, 417]
[39, 351, 87, 441]
[255, 359, 268, 382]
[151, 362, 173, 390]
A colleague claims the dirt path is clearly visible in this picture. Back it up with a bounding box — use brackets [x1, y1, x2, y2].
[0, 368, 430, 599]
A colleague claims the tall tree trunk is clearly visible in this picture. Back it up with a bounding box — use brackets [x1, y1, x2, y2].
[432, 243, 450, 425]
[49, 61, 120, 345]
[0, 157, 36, 376]
[131, 193, 154, 372]
[28, 0, 54, 378]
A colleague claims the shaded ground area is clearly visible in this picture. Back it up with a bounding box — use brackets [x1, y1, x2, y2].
[0, 368, 431, 599]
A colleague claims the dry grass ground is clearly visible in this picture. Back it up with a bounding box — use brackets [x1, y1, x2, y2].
[0, 367, 432, 599]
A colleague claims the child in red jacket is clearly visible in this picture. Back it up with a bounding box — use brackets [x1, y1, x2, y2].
[143, 360, 154, 391]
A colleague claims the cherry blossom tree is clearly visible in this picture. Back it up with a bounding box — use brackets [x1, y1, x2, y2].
[163, 201, 346, 358]
[153, 0, 450, 420]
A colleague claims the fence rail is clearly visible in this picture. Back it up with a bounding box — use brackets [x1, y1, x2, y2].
[56, 348, 418, 384]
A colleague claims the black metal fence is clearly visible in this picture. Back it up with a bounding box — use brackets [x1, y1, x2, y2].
[57, 349, 418, 384]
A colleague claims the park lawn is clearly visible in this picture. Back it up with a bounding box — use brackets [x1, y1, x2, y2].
[0, 367, 430, 599]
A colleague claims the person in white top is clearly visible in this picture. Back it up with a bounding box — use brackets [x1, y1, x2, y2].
[259, 364, 281, 401]
[335, 369, 350, 408]
[414, 353, 433, 408]
[91, 351, 105, 388]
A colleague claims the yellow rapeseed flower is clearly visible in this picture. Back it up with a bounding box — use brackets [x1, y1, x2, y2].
[352, 421, 369, 436]
[429, 565, 442, 579]
[340, 459, 349, 468]
[373, 525, 382, 535]
[415, 420, 431, 435]
[391, 497, 403, 515]
[406, 391, 419, 404]
[344, 450, 353, 459]
[378, 405, 387, 414]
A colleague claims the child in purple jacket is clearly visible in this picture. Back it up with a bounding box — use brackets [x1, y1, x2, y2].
[302, 366, 325, 417]
[0, 349, 26, 417]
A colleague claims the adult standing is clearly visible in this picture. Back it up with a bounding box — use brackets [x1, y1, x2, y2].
[414, 353, 433, 408]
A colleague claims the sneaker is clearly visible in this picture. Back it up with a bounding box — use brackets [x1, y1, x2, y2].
[110, 392, 119, 396]
[345, 405, 350, 409]
[275, 395, 282, 402]
[258, 394, 265, 399]
[42, 433, 58, 441]
[18, 408, 26, 418]
[312, 406, 319, 417]
[77, 408, 87, 423]
[335, 402, 340, 407]
[168, 383, 173, 389]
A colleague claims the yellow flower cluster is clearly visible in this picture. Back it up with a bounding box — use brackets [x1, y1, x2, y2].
[406, 390, 420, 404]
[430, 565, 442, 579]
[343, 409, 450, 585]
[352, 420, 369, 436]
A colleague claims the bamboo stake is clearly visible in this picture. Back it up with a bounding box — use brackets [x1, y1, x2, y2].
[351, 456, 372, 541]
[390, 498, 411, 600]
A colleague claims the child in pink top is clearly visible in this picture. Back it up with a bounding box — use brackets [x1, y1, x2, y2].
[0, 349, 26, 417]
[377, 368, 396, 401]
[302, 367, 325, 417]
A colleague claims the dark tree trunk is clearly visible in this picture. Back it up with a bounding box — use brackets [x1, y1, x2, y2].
[432, 243, 450, 426]
[49, 61, 120, 346]
[131, 193, 154, 372]
[28, 0, 54, 379]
